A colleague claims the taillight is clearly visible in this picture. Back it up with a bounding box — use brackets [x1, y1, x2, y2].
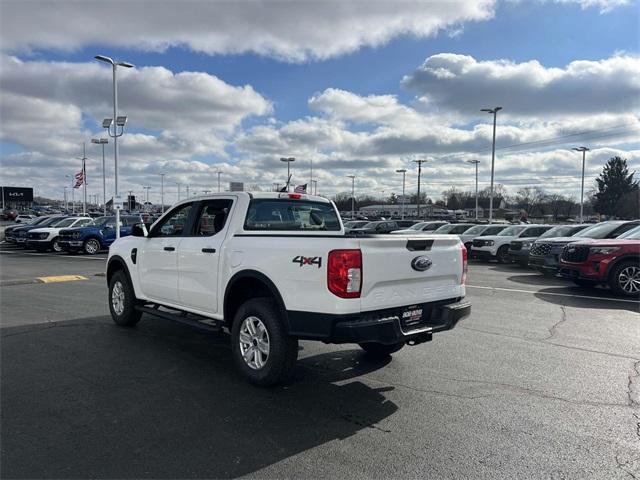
[461, 243, 468, 285]
[327, 249, 362, 298]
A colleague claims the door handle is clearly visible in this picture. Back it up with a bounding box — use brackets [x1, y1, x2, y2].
[163, 246, 175, 252]
[202, 248, 216, 253]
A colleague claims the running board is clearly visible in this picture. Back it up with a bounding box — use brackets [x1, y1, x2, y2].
[134, 304, 223, 333]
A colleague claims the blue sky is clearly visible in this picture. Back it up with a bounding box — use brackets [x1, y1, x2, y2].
[1, 0, 639, 201]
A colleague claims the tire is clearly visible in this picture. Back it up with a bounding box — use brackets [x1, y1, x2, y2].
[572, 279, 597, 287]
[496, 245, 510, 264]
[231, 298, 298, 387]
[359, 342, 405, 358]
[51, 237, 62, 253]
[83, 237, 101, 255]
[609, 260, 640, 297]
[108, 270, 142, 327]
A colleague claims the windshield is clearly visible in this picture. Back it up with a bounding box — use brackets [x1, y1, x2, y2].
[433, 224, 455, 234]
[39, 217, 67, 227]
[53, 218, 77, 228]
[463, 225, 486, 235]
[362, 222, 380, 229]
[617, 225, 640, 239]
[93, 216, 114, 227]
[573, 222, 622, 239]
[539, 225, 579, 239]
[498, 226, 527, 236]
[408, 222, 428, 230]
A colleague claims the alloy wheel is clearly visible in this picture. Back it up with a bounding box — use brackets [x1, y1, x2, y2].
[238, 316, 270, 370]
[618, 266, 640, 294]
[111, 281, 125, 315]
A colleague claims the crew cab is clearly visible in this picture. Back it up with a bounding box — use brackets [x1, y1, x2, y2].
[59, 215, 141, 254]
[529, 220, 640, 275]
[106, 193, 471, 386]
[471, 225, 551, 264]
[26, 216, 93, 252]
[558, 225, 640, 296]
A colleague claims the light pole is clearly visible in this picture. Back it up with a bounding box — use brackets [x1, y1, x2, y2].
[572, 146, 590, 223]
[91, 138, 108, 215]
[347, 175, 356, 219]
[396, 169, 407, 219]
[79, 142, 87, 216]
[466, 160, 480, 220]
[64, 186, 68, 212]
[413, 159, 428, 219]
[66, 174, 75, 213]
[311, 179, 318, 196]
[159, 173, 165, 213]
[280, 157, 295, 191]
[481, 106, 502, 223]
[95, 54, 134, 239]
[217, 170, 223, 192]
[143, 186, 151, 211]
[176, 182, 181, 201]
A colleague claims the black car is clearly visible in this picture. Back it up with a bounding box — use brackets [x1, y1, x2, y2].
[349, 220, 399, 235]
[4, 216, 50, 243]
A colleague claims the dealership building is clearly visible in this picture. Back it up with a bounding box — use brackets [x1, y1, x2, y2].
[1, 186, 34, 210]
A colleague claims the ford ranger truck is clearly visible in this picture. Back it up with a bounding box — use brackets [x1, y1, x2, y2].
[106, 193, 471, 386]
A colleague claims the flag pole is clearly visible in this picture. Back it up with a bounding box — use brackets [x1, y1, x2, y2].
[82, 142, 87, 216]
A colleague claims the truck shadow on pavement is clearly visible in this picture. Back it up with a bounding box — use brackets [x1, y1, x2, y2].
[532, 287, 639, 312]
[1, 316, 398, 479]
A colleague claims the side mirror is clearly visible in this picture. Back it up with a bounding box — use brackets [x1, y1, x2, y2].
[132, 223, 147, 237]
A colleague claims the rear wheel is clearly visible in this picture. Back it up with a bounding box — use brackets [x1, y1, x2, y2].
[108, 270, 142, 326]
[609, 261, 640, 297]
[231, 298, 298, 386]
[359, 342, 405, 358]
[83, 238, 100, 255]
[496, 245, 510, 264]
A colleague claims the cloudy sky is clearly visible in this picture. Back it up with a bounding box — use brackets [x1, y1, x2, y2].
[0, 0, 638, 204]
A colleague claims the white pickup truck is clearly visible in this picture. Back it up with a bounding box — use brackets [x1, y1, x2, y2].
[107, 192, 470, 385]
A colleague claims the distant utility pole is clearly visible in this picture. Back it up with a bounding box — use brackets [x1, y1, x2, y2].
[347, 175, 356, 219]
[159, 173, 165, 213]
[466, 160, 481, 220]
[81, 142, 87, 216]
[572, 146, 590, 223]
[413, 159, 429, 219]
[396, 169, 407, 219]
[481, 106, 502, 223]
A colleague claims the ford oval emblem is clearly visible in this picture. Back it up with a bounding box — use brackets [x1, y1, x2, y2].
[411, 255, 432, 272]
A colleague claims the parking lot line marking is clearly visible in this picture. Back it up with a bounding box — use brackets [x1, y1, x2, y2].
[466, 284, 640, 305]
[36, 275, 88, 284]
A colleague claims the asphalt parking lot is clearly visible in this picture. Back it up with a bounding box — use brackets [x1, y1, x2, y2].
[1, 244, 639, 479]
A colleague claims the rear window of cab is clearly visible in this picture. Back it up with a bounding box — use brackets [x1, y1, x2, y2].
[244, 199, 341, 231]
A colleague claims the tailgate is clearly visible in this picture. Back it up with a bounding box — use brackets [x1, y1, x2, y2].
[359, 234, 464, 311]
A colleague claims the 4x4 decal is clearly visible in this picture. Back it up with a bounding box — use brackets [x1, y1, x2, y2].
[292, 255, 322, 268]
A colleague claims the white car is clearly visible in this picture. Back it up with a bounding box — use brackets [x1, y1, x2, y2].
[107, 192, 471, 386]
[391, 221, 448, 234]
[14, 214, 36, 223]
[432, 223, 476, 236]
[26, 217, 93, 252]
[471, 224, 553, 263]
[458, 224, 508, 250]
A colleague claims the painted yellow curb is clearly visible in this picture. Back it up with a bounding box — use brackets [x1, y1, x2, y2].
[36, 275, 88, 284]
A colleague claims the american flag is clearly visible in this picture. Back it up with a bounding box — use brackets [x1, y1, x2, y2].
[294, 184, 307, 193]
[73, 169, 85, 189]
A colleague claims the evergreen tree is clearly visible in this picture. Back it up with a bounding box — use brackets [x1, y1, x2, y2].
[593, 156, 638, 217]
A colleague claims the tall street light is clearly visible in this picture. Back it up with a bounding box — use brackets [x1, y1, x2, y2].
[143, 186, 151, 212]
[347, 175, 356, 219]
[65, 174, 75, 213]
[572, 146, 590, 223]
[64, 186, 68, 212]
[95, 54, 134, 239]
[396, 169, 407, 219]
[466, 159, 481, 220]
[280, 157, 295, 191]
[413, 159, 429, 219]
[159, 173, 165, 213]
[481, 106, 502, 223]
[91, 138, 108, 215]
[217, 170, 223, 192]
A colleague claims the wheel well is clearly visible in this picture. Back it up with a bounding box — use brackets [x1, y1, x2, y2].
[607, 254, 640, 279]
[223, 273, 286, 329]
[107, 257, 127, 285]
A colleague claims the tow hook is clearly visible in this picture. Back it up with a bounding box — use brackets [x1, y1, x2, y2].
[406, 332, 432, 346]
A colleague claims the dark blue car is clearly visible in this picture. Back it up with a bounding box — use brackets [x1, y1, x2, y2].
[11, 216, 69, 247]
[58, 215, 142, 255]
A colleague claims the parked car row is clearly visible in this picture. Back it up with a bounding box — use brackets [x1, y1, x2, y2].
[4, 214, 143, 255]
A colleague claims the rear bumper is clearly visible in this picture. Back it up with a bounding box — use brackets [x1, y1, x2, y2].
[472, 249, 495, 261]
[286, 299, 471, 345]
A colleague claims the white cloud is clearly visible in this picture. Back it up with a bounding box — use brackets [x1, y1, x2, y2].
[402, 53, 640, 117]
[548, 0, 631, 13]
[1, 0, 496, 62]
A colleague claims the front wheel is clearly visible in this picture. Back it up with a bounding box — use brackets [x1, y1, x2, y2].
[83, 238, 101, 255]
[231, 298, 298, 386]
[108, 270, 142, 326]
[359, 342, 405, 358]
[609, 261, 640, 297]
[51, 237, 62, 253]
[496, 245, 510, 264]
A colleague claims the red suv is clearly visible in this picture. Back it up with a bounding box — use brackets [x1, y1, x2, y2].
[558, 225, 640, 297]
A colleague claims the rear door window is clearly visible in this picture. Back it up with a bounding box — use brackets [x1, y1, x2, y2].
[244, 199, 340, 231]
